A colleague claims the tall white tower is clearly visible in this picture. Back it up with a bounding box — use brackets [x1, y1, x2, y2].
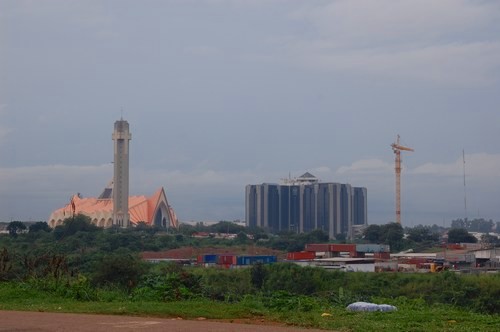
[112, 118, 132, 227]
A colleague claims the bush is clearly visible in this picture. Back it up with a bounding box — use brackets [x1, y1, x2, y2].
[91, 249, 146, 291]
[133, 263, 202, 301]
[198, 268, 252, 302]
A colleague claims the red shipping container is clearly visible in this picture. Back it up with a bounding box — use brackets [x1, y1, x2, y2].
[287, 251, 316, 260]
[350, 251, 365, 258]
[218, 255, 236, 265]
[329, 244, 356, 252]
[305, 244, 330, 252]
[407, 258, 428, 265]
[374, 252, 390, 259]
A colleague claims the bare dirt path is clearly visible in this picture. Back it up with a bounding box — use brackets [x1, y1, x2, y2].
[0, 311, 326, 332]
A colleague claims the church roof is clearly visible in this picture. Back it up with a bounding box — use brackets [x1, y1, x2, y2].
[48, 187, 178, 228]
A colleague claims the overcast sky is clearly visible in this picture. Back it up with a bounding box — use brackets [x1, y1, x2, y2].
[1, 0, 500, 226]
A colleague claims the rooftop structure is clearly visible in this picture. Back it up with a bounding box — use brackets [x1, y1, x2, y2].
[281, 172, 319, 185]
[48, 187, 178, 228]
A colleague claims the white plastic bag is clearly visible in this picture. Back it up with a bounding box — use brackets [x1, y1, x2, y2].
[346, 302, 397, 312]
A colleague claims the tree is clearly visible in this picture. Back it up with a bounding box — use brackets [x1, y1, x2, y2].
[250, 263, 267, 290]
[6, 221, 26, 238]
[451, 218, 494, 233]
[92, 249, 146, 291]
[448, 228, 477, 243]
[235, 231, 248, 244]
[382, 223, 405, 251]
[28, 221, 51, 233]
[362, 223, 405, 251]
[305, 229, 329, 243]
[53, 214, 98, 239]
[363, 225, 382, 243]
[481, 234, 500, 245]
[407, 225, 439, 243]
[335, 233, 347, 242]
[211, 221, 245, 234]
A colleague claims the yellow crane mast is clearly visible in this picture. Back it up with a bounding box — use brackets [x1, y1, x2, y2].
[391, 135, 414, 224]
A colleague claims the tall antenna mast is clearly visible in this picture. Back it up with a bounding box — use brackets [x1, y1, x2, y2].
[463, 149, 467, 221]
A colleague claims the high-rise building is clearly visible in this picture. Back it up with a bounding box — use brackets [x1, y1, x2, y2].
[353, 187, 368, 226]
[245, 173, 367, 239]
[112, 118, 132, 227]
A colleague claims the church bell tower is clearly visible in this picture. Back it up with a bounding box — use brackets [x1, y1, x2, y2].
[112, 118, 131, 227]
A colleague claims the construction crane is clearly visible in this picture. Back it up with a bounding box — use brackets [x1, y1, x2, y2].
[391, 135, 414, 225]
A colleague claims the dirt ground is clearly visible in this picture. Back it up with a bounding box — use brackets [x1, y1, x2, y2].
[0, 311, 326, 332]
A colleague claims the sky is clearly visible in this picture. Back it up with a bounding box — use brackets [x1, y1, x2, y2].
[1, 0, 500, 226]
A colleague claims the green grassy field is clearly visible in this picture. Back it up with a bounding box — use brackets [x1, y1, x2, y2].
[0, 282, 498, 332]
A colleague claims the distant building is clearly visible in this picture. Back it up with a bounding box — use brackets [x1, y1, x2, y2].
[245, 173, 368, 239]
[47, 118, 179, 229]
[48, 186, 178, 228]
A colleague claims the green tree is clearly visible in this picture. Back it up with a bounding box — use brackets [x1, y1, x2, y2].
[363, 224, 381, 242]
[407, 225, 439, 243]
[211, 221, 245, 234]
[304, 229, 329, 243]
[448, 228, 477, 243]
[451, 218, 494, 233]
[235, 231, 248, 244]
[53, 214, 98, 240]
[382, 223, 405, 251]
[28, 221, 51, 233]
[6, 221, 26, 238]
[250, 262, 267, 290]
[92, 249, 146, 291]
[481, 234, 499, 245]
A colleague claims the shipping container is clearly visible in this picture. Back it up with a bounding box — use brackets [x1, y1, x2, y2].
[287, 251, 316, 260]
[237, 255, 277, 265]
[350, 251, 366, 258]
[199, 254, 218, 264]
[356, 244, 390, 253]
[406, 258, 429, 265]
[305, 244, 330, 252]
[374, 252, 391, 259]
[218, 255, 237, 265]
[330, 244, 356, 252]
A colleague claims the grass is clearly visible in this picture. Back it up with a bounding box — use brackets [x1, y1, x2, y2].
[0, 282, 498, 332]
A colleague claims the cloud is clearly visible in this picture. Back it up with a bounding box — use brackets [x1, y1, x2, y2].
[184, 45, 222, 57]
[2, 155, 500, 223]
[412, 153, 500, 179]
[0, 105, 12, 144]
[291, 0, 498, 45]
[283, 1, 500, 85]
[292, 41, 500, 85]
[0, 164, 268, 221]
[336, 159, 393, 175]
[0, 164, 112, 196]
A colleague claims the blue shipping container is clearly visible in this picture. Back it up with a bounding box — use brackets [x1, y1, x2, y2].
[236, 255, 277, 265]
[356, 244, 390, 253]
[203, 254, 218, 263]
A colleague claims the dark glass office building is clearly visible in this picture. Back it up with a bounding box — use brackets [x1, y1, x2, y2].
[245, 173, 367, 239]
